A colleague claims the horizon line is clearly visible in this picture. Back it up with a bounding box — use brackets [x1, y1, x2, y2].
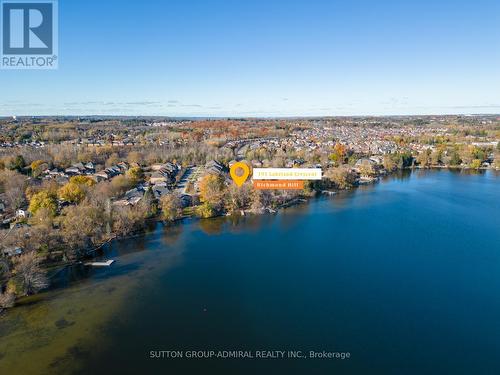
[2, 112, 500, 119]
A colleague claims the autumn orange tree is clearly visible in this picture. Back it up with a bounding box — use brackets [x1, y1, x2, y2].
[329, 143, 348, 165]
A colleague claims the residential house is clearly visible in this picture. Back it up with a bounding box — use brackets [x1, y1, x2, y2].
[65, 166, 81, 175]
[2, 247, 23, 257]
[205, 160, 226, 175]
[179, 194, 192, 208]
[152, 186, 170, 200]
[113, 187, 145, 207]
[94, 170, 111, 181]
[149, 162, 180, 186]
[15, 209, 28, 219]
[85, 162, 95, 173]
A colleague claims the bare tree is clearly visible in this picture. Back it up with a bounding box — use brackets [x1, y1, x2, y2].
[0, 169, 27, 210]
[0, 291, 15, 311]
[12, 252, 48, 296]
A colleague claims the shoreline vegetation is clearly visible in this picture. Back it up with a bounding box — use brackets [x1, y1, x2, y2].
[1, 115, 500, 312]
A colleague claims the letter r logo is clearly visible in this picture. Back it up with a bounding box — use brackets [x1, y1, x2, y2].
[2, 2, 53, 55]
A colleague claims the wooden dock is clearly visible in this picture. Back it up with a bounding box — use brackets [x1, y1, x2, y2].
[84, 260, 115, 267]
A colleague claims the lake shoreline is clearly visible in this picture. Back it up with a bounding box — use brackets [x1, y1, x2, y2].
[2, 166, 499, 314]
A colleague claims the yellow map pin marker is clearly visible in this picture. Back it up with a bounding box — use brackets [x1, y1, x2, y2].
[230, 162, 250, 187]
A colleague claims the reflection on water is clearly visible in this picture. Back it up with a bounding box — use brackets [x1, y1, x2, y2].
[160, 222, 184, 247]
[1, 170, 499, 375]
[198, 217, 226, 235]
[197, 214, 278, 236]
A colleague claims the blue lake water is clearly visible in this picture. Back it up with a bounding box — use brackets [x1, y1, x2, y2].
[1, 170, 500, 374]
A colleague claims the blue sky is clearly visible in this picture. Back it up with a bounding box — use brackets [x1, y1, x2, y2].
[1, 0, 500, 116]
